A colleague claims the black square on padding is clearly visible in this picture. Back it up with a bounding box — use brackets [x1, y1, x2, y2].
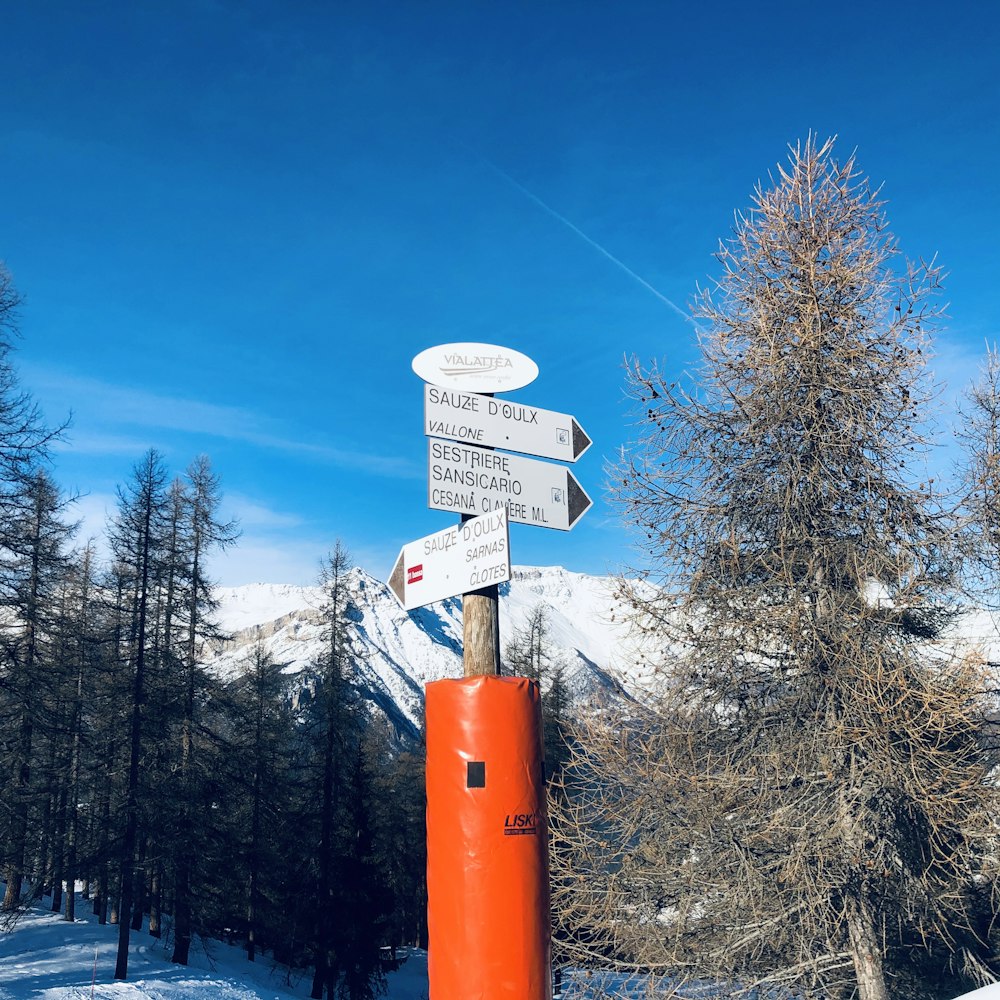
[467, 761, 486, 788]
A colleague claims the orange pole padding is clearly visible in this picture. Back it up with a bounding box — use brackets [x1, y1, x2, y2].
[425, 675, 552, 1000]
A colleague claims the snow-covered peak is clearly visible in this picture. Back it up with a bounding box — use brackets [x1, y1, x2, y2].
[206, 565, 640, 737]
[214, 582, 323, 634]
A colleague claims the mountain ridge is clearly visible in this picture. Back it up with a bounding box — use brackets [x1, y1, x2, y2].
[205, 567, 1000, 740]
[206, 565, 643, 738]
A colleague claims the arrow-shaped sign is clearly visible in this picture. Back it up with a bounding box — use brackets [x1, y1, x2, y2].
[387, 508, 511, 610]
[424, 384, 591, 463]
[427, 440, 592, 531]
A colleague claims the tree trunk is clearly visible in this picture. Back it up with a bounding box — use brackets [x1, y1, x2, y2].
[311, 713, 338, 998]
[130, 838, 146, 931]
[149, 863, 161, 938]
[247, 665, 266, 963]
[172, 879, 193, 964]
[94, 735, 113, 924]
[64, 655, 84, 923]
[847, 898, 889, 1000]
[35, 771, 55, 898]
[115, 671, 142, 977]
[114, 484, 155, 980]
[311, 958, 327, 999]
[169, 731, 194, 963]
[3, 490, 48, 913]
[50, 779, 68, 913]
[2, 714, 34, 911]
[247, 786, 260, 961]
[171, 541, 200, 966]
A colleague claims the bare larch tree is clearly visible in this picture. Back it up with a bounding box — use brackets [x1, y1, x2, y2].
[957, 345, 1000, 610]
[552, 138, 1000, 1000]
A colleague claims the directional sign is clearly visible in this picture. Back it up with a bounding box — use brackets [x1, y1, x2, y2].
[387, 508, 511, 610]
[427, 440, 592, 531]
[424, 384, 592, 463]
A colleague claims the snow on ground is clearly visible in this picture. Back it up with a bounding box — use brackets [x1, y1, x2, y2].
[953, 986, 1000, 1000]
[3, 893, 995, 999]
[0, 892, 428, 1000]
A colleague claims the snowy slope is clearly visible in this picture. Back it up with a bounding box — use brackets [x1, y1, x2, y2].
[955, 987, 1000, 1000]
[0, 889, 428, 1000]
[207, 566, 645, 737]
[2, 892, 991, 1000]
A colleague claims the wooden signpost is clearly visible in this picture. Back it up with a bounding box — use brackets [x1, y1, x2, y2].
[389, 340, 593, 1000]
[391, 341, 593, 675]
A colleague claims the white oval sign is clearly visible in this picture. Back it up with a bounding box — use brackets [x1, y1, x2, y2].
[412, 342, 538, 393]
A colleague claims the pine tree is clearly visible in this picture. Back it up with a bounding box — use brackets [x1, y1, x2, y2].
[505, 602, 551, 681]
[0, 264, 59, 501]
[555, 138, 999, 999]
[0, 470, 75, 912]
[108, 449, 168, 980]
[335, 725, 390, 1000]
[57, 544, 101, 924]
[226, 638, 296, 963]
[88, 557, 133, 927]
[368, 726, 427, 952]
[170, 455, 238, 965]
[0, 264, 65, 913]
[541, 661, 570, 779]
[504, 602, 570, 777]
[308, 541, 359, 1000]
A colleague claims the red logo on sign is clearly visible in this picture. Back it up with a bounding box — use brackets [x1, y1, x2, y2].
[407, 564, 423, 584]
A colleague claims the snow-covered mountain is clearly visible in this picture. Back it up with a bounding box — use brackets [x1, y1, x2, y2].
[207, 566, 646, 739]
[206, 566, 1000, 740]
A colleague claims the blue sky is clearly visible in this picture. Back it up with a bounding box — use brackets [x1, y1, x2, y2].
[1, 1, 998, 586]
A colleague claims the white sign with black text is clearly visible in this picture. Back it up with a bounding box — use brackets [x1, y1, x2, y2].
[387, 507, 511, 610]
[424, 384, 592, 462]
[426, 440, 592, 531]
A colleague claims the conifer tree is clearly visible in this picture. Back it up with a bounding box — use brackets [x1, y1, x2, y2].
[226, 639, 295, 963]
[505, 602, 570, 777]
[88, 557, 133, 927]
[505, 602, 551, 682]
[957, 345, 1000, 609]
[0, 264, 59, 499]
[1, 470, 75, 911]
[108, 449, 168, 980]
[56, 543, 100, 924]
[308, 541, 359, 1000]
[170, 455, 238, 965]
[555, 138, 999, 1000]
[335, 726, 390, 1000]
[0, 265, 65, 913]
[368, 727, 427, 952]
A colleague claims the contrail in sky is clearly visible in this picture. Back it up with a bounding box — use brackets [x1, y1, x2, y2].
[475, 154, 694, 325]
